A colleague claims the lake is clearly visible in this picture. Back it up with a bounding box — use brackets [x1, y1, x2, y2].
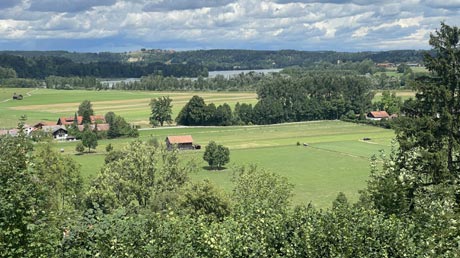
[99, 68, 283, 86]
[208, 68, 283, 78]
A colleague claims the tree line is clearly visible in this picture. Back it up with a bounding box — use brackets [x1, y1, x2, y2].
[167, 73, 374, 126]
[0, 54, 208, 79]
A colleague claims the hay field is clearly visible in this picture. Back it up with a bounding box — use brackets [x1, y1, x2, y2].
[0, 88, 257, 128]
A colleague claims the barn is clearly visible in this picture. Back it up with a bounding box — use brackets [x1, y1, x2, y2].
[165, 135, 194, 150]
[366, 111, 390, 121]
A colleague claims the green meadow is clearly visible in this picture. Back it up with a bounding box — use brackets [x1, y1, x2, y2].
[0, 88, 257, 128]
[0, 88, 397, 208]
[56, 121, 394, 209]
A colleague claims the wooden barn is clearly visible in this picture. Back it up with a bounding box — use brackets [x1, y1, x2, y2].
[165, 135, 194, 150]
[366, 111, 390, 121]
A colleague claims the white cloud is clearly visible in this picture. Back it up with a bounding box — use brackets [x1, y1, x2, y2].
[0, 0, 457, 51]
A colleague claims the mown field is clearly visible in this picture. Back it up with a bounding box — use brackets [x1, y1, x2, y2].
[0, 88, 397, 208]
[55, 121, 394, 208]
[0, 88, 257, 128]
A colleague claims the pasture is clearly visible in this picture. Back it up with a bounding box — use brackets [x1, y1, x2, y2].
[57, 121, 395, 208]
[0, 88, 397, 208]
[0, 88, 257, 128]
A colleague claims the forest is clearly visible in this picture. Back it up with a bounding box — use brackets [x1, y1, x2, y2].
[1, 23, 460, 257]
[0, 54, 208, 79]
[1, 49, 427, 71]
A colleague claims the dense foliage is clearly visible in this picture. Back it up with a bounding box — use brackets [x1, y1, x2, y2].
[149, 96, 173, 126]
[176, 96, 234, 126]
[176, 73, 374, 126]
[203, 141, 230, 169]
[0, 54, 207, 79]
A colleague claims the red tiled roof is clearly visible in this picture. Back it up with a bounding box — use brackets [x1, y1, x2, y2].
[77, 123, 110, 132]
[91, 115, 106, 123]
[369, 111, 390, 118]
[58, 115, 106, 125]
[166, 135, 193, 144]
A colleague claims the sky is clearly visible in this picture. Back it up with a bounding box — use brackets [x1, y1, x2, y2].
[0, 0, 459, 52]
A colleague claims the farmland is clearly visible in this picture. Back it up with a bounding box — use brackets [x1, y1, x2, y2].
[0, 88, 257, 128]
[0, 88, 397, 208]
[55, 121, 394, 209]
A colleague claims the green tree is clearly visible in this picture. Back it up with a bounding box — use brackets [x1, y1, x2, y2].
[78, 100, 94, 124]
[75, 142, 85, 154]
[396, 23, 460, 189]
[176, 95, 208, 125]
[0, 133, 59, 256]
[86, 141, 193, 213]
[214, 103, 233, 126]
[0, 66, 17, 78]
[105, 143, 113, 152]
[149, 96, 173, 126]
[374, 91, 402, 115]
[203, 141, 230, 170]
[397, 63, 410, 73]
[82, 127, 98, 153]
[34, 143, 83, 211]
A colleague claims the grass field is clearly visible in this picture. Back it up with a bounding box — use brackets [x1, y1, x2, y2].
[54, 120, 395, 209]
[0, 88, 257, 128]
[0, 88, 397, 208]
[373, 90, 415, 102]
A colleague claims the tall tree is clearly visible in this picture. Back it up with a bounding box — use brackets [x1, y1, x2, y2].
[397, 23, 460, 181]
[82, 127, 98, 153]
[176, 95, 208, 125]
[78, 100, 94, 124]
[149, 96, 173, 127]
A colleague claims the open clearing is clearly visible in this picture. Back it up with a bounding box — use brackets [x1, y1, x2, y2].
[57, 120, 394, 209]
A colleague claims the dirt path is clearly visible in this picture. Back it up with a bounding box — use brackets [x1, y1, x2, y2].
[0, 88, 39, 103]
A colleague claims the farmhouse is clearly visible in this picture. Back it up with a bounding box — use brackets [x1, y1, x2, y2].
[57, 115, 106, 125]
[77, 123, 110, 132]
[42, 125, 68, 140]
[165, 135, 194, 150]
[366, 111, 390, 121]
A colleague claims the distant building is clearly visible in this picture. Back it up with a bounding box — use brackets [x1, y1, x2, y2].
[77, 123, 110, 132]
[367, 111, 390, 121]
[165, 135, 194, 150]
[42, 125, 68, 140]
[376, 62, 395, 68]
[57, 115, 106, 125]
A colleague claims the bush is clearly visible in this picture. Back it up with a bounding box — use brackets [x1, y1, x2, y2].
[75, 142, 85, 154]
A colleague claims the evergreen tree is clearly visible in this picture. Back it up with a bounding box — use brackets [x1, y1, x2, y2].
[78, 100, 94, 124]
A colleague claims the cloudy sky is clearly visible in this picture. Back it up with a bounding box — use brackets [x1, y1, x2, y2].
[0, 0, 459, 52]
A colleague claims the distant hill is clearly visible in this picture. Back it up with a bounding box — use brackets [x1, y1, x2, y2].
[137, 49, 429, 70]
[0, 49, 430, 78]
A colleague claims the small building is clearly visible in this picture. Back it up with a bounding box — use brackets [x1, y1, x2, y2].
[367, 111, 390, 121]
[77, 123, 110, 132]
[0, 129, 18, 137]
[42, 125, 68, 140]
[165, 135, 194, 150]
[57, 115, 106, 126]
[376, 62, 395, 68]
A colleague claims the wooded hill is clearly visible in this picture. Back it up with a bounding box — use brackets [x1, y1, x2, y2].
[1, 49, 428, 73]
